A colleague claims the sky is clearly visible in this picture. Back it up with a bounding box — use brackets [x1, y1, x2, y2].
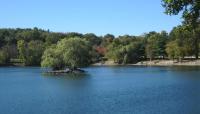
[0, 0, 182, 36]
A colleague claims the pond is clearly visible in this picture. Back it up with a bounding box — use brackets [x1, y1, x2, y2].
[0, 66, 199, 114]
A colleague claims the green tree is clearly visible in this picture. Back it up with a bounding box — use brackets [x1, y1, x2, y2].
[162, 0, 200, 58]
[169, 25, 194, 56]
[101, 34, 115, 47]
[166, 41, 177, 60]
[17, 40, 26, 63]
[41, 45, 64, 70]
[17, 40, 45, 65]
[158, 31, 168, 57]
[106, 45, 124, 64]
[0, 48, 9, 65]
[125, 42, 144, 63]
[26, 40, 45, 65]
[65, 32, 83, 38]
[162, 0, 200, 26]
[166, 40, 187, 61]
[106, 37, 143, 64]
[145, 39, 156, 61]
[83, 33, 101, 46]
[145, 31, 168, 60]
[41, 37, 91, 70]
[16, 28, 43, 42]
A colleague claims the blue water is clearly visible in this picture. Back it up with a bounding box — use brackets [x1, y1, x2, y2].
[0, 66, 199, 114]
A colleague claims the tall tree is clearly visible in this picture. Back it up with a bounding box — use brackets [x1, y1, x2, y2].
[169, 25, 194, 56]
[17, 40, 26, 63]
[26, 40, 45, 65]
[83, 33, 101, 46]
[0, 48, 9, 65]
[145, 38, 156, 61]
[17, 40, 45, 65]
[106, 37, 144, 64]
[162, 0, 200, 25]
[145, 32, 168, 60]
[101, 34, 115, 47]
[162, 0, 200, 58]
[166, 40, 186, 61]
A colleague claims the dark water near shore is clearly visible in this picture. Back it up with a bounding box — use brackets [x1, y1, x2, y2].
[0, 66, 200, 114]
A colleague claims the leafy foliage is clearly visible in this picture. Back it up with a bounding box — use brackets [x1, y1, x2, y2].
[0, 24, 199, 66]
[41, 37, 91, 70]
[162, 0, 200, 26]
[17, 40, 45, 65]
[0, 48, 9, 65]
[145, 31, 168, 60]
[162, 0, 200, 58]
[106, 36, 144, 64]
[166, 40, 186, 61]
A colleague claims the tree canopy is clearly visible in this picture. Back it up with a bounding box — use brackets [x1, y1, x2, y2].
[0, 24, 199, 67]
[0, 48, 9, 65]
[162, 0, 200, 59]
[17, 40, 45, 66]
[106, 36, 145, 64]
[41, 37, 91, 70]
[162, 0, 200, 26]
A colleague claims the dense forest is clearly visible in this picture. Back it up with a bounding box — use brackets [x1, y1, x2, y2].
[0, 25, 199, 68]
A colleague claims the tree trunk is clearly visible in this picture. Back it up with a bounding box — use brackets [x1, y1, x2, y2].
[195, 39, 199, 59]
[193, 29, 199, 59]
[150, 57, 152, 62]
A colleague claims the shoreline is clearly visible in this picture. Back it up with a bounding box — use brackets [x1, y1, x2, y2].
[1, 60, 200, 67]
[92, 60, 200, 67]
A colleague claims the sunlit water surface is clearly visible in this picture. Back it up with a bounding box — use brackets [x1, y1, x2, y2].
[0, 66, 200, 114]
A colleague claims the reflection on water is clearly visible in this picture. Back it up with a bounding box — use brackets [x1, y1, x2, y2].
[43, 72, 90, 79]
[0, 66, 199, 114]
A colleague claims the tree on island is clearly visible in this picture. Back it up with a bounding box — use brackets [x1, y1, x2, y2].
[41, 37, 92, 73]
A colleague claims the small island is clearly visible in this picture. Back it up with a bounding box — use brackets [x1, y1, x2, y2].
[41, 38, 91, 74]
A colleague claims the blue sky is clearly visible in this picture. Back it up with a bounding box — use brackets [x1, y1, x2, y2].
[0, 0, 182, 36]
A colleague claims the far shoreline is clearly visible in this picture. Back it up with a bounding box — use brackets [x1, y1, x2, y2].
[92, 60, 200, 67]
[1, 60, 200, 68]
